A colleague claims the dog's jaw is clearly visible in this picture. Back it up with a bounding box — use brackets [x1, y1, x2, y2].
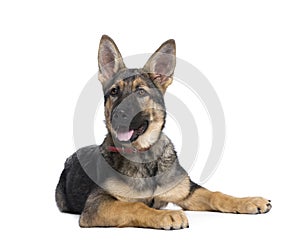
[105, 118, 164, 152]
[131, 120, 164, 151]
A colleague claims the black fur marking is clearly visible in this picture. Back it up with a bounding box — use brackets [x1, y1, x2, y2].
[149, 199, 155, 208]
[104, 93, 109, 104]
[55, 153, 97, 214]
[182, 181, 201, 201]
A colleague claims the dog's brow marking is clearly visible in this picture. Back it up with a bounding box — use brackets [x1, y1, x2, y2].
[132, 78, 151, 93]
[132, 78, 146, 88]
[118, 80, 125, 91]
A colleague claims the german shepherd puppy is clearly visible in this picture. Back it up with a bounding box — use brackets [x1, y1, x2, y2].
[55, 35, 271, 229]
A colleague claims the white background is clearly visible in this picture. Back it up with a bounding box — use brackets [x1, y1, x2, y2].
[1, 0, 299, 249]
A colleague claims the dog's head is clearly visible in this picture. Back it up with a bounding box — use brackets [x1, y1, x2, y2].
[98, 35, 176, 151]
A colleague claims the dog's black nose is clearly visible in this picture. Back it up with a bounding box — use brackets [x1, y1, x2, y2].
[113, 109, 129, 122]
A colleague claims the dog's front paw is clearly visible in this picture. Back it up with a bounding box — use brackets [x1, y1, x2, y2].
[237, 197, 272, 214]
[154, 210, 189, 230]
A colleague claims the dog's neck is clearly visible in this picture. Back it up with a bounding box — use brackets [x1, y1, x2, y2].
[103, 132, 158, 153]
[98, 132, 178, 180]
[101, 132, 171, 159]
[107, 145, 150, 154]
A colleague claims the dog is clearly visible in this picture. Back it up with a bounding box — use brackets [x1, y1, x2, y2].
[55, 35, 272, 229]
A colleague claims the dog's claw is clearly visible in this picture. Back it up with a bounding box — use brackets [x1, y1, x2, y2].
[266, 203, 272, 212]
[235, 197, 272, 214]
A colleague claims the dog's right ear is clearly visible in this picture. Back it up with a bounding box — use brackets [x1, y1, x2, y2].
[98, 35, 125, 87]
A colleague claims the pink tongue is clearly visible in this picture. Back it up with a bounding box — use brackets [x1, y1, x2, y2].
[117, 130, 134, 141]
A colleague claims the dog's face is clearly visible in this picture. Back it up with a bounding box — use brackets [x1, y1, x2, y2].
[98, 35, 176, 150]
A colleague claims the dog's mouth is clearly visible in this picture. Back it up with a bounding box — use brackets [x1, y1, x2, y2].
[116, 120, 149, 142]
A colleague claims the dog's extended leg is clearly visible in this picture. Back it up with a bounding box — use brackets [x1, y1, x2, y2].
[176, 181, 272, 214]
[158, 177, 271, 214]
[79, 188, 188, 229]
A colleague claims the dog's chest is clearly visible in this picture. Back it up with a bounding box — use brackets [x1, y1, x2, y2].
[99, 156, 164, 200]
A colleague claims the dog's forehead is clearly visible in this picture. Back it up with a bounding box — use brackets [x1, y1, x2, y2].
[104, 68, 154, 91]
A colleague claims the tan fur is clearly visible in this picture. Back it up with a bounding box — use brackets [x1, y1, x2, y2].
[104, 98, 113, 127]
[80, 200, 188, 229]
[150, 74, 173, 94]
[132, 78, 150, 90]
[157, 176, 190, 203]
[132, 118, 163, 150]
[102, 178, 153, 199]
[177, 188, 271, 214]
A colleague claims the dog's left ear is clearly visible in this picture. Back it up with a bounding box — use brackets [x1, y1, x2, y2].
[143, 39, 176, 94]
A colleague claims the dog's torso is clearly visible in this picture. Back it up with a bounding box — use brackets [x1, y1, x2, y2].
[57, 133, 187, 214]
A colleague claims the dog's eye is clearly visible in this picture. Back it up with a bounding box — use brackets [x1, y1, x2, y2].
[137, 88, 146, 96]
[110, 87, 119, 96]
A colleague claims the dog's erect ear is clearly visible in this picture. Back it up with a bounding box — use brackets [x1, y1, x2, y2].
[98, 35, 126, 86]
[143, 39, 176, 94]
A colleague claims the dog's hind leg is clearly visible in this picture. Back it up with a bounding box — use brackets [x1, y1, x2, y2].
[79, 188, 188, 230]
[55, 168, 71, 213]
